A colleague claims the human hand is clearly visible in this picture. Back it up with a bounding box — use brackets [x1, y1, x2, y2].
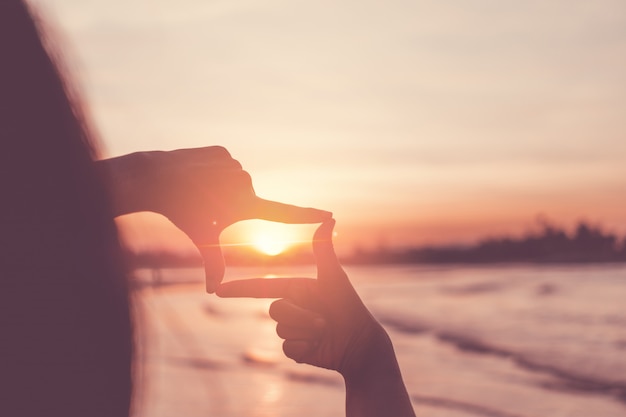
[216, 219, 392, 377]
[217, 220, 416, 417]
[100, 147, 331, 292]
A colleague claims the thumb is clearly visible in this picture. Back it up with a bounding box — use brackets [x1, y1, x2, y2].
[313, 219, 346, 283]
[195, 231, 225, 293]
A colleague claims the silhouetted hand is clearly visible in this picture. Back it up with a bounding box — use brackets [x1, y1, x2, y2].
[99, 147, 331, 292]
[217, 220, 415, 417]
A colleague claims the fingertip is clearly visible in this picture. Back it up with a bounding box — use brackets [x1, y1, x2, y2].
[254, 198, 333, 224]
[312, 218, 336, 257]
[203, 258, 224, 294]
[313, 218, 335, 239]
[214, 282, 237, 297]
[283, 340, 313, 363]
[214, 284, 225, 297]
[304, 207, 333, 220]
[197, 239, 225, 294]
[319, 209, 333, 219]
[206, 277, 217, 294]
[215, 285, 238, 297]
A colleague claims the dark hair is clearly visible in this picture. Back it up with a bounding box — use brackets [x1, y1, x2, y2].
[0, 1, 133, 416]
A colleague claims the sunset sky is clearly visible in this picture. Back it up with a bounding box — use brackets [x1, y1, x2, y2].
[35, 0, 626, 254]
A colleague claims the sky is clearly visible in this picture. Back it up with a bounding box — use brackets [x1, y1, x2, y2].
[34, 0, 626, 254]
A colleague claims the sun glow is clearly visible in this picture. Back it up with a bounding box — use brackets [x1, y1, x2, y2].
[223, 220, 311, 256]
[253, 233, 289, 256]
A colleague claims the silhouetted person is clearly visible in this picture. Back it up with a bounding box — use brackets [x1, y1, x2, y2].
[0, 2, 414, 416]
[1, 2, 133, 415]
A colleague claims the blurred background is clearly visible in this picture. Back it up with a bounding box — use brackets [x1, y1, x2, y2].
[33, 1, 626, 416]
[35, 0, 626, 255]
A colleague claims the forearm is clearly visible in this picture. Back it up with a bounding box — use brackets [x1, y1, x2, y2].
[344, 359, 415, 417]
[95, 152, 155, 217]
[343, 332, 415, 417]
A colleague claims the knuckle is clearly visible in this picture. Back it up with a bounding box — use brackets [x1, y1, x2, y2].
[268, 299, 284, 321]
[209, 146, 231, 158]
[275, 323, 288, 339]
[281, 340, 292, 358]
[207, 146, 243, 171]
[231, 159, 243, 170]
[236, 170, 252, 185]
[282, 341, 304, 363]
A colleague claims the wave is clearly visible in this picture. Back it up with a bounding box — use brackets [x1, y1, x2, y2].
[439, 281, 507, 295]
[378, 313, 626, 405]
[411, 394, 528, 417]
[241, 347, 280, 366]
[285, 370, 342, 387]
[165, 355, 226, 370]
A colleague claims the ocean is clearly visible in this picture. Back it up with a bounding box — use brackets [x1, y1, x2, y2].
[132, 264, 626, 417]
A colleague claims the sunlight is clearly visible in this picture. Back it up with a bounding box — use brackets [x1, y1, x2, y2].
[220, 220, 315, 257]
[253, 233, 289, 256]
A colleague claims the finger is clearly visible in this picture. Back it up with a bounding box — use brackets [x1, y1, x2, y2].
[269, 299, 325, 328]
[282, 340, 314, 363]
[216, 278, 316, 299]
[312, 219, 346, 280]
[195, 234, 224, 294]
[170, 146, 239, 168]
[253, 197, 332, 224]
[276, 323, 324, 340]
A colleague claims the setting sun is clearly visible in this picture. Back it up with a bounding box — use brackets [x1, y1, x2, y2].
[253, 234, 289, 256]
[221, 220, 318, 257]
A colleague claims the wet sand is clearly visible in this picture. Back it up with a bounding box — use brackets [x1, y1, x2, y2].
[131, 265, 626, 417]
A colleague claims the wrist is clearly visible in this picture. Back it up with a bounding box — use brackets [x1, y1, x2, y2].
[342, 328, 415, 417]
[98, 152, 155, 216]
[345, 340, 400, 382]
[340, 322, 399, 382]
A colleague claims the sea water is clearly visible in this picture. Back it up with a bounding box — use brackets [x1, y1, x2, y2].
[133, 264, 626, 417]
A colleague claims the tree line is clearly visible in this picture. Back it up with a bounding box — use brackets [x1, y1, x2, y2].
[125, 221, 626, 268]
[346, 221, 626, 265]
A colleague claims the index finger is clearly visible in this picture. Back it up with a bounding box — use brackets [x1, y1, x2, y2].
[192, 228, 225, 294]
[313, 219, 346, 279]
[216, 278, 316, 299]
[253, 197, 332, 224]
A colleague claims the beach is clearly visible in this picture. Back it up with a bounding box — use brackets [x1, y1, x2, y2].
[132, 264, 626, 417]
